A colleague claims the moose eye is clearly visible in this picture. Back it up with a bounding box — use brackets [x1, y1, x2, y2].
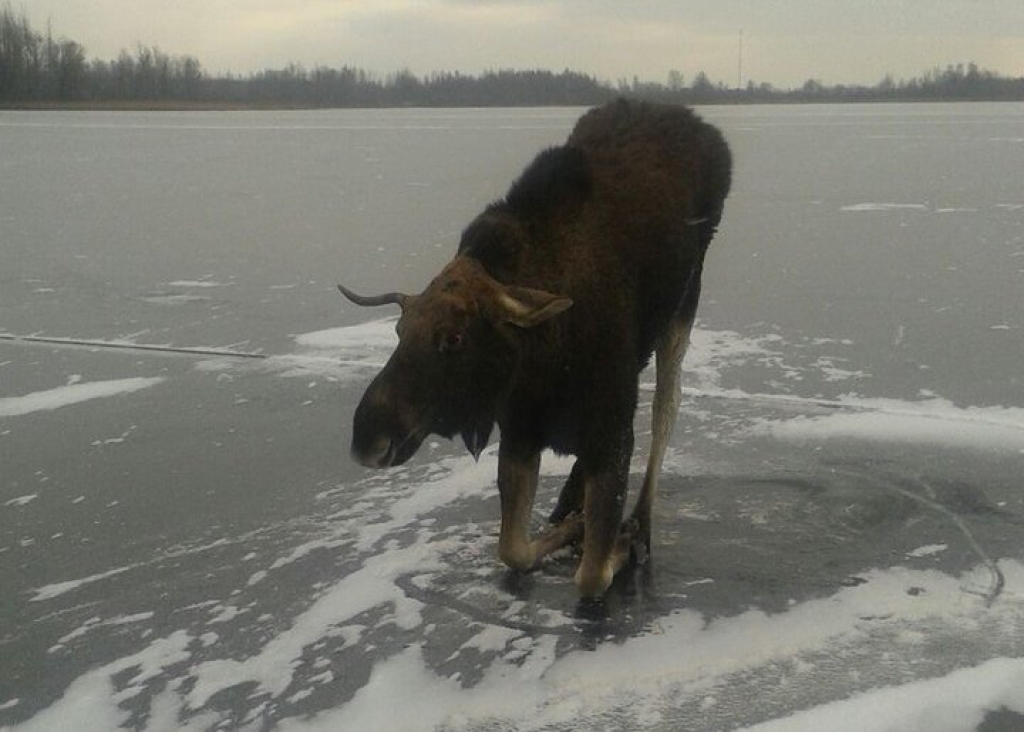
[438, 332, 464, 354]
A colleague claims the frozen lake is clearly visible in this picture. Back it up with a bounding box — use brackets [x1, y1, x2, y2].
[1, 103, 1023, 730]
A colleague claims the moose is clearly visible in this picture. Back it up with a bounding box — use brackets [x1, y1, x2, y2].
[340, 99, 731, 597]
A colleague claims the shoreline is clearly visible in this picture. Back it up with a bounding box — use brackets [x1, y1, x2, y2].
[3, 97, 1023, 112]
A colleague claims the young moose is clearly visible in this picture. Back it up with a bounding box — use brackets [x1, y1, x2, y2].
[340, 99, 731, 597]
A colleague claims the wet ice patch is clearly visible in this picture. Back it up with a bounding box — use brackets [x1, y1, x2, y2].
[0, 377, 165, 418]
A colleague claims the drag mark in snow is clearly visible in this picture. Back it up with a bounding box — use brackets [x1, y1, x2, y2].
[0, 377, 165, 418]
[0, 333, 267, 360]
[888, 478, 1005, 606]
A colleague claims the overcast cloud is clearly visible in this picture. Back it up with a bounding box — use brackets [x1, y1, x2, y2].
[17, 0, 1024, 88]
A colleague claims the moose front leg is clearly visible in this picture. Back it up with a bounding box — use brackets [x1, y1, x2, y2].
[497, 441, 583, 572]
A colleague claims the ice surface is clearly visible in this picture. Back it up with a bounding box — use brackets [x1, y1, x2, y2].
[10, 308, 1023, 729]
[3, 104, 1023, 732]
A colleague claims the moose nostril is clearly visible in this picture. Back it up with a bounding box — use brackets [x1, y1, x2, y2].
[352, 435, 393, 468]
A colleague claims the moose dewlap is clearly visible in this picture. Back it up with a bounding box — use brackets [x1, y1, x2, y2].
[340, 99, 732, 597]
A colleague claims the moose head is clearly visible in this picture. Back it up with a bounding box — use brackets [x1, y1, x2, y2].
[340, 256, 572, 468]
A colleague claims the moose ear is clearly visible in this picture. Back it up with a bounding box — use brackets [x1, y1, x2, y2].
[496, 285, 573, 328]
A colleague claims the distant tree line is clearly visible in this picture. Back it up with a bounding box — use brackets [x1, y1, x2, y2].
[0, 3, 87, 100]
[3, 4, 1022, 107]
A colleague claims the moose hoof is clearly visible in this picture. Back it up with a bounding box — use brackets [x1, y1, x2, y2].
[498, 541, 537, 572]
[574, 562, 615, 598]
[631, 537, 650, 566]
[619, 518, 650, 565]
[558, 511, 585, 544]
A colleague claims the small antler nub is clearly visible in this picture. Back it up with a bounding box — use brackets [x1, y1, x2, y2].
[337, 285, 408, 308]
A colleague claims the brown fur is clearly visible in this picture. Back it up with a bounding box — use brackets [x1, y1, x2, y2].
[341, 99, 731, 597]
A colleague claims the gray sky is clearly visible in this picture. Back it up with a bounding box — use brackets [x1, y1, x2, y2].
[19, 0, 1024, 88]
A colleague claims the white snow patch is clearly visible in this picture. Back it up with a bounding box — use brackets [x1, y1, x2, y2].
[7, 631, 199, 732]
[0, 377, 165, 418]
[752, 396, 1024, 452]
[813, 357, 868, 382]
[10, 425, 1024, 732]
[207, 604, 245, 624]
[11, 320, 1024, 731]
[276, 644, 462, 732]
[294, 319, 398, 353]
[166, 280, 232, 288]
[210, 317, 401, 381]
[841, 203, 928, 212]
[141, 293, 209, 305]
[31, 564, 141, 602]
[738, 656, 1024, 732]
[907, 544, 949, 558]
[271, 561, 1024, 732]
[458, 624, 523, 655]
[185, 541, 449, 709]
[684, 327, 781, 391]
[55, 612, 155, 646]
[4, 494, 37, 507]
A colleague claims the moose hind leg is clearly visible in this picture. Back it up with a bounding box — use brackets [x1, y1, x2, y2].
[632, 277, 701, 557]
[549, 459, 584, 524]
